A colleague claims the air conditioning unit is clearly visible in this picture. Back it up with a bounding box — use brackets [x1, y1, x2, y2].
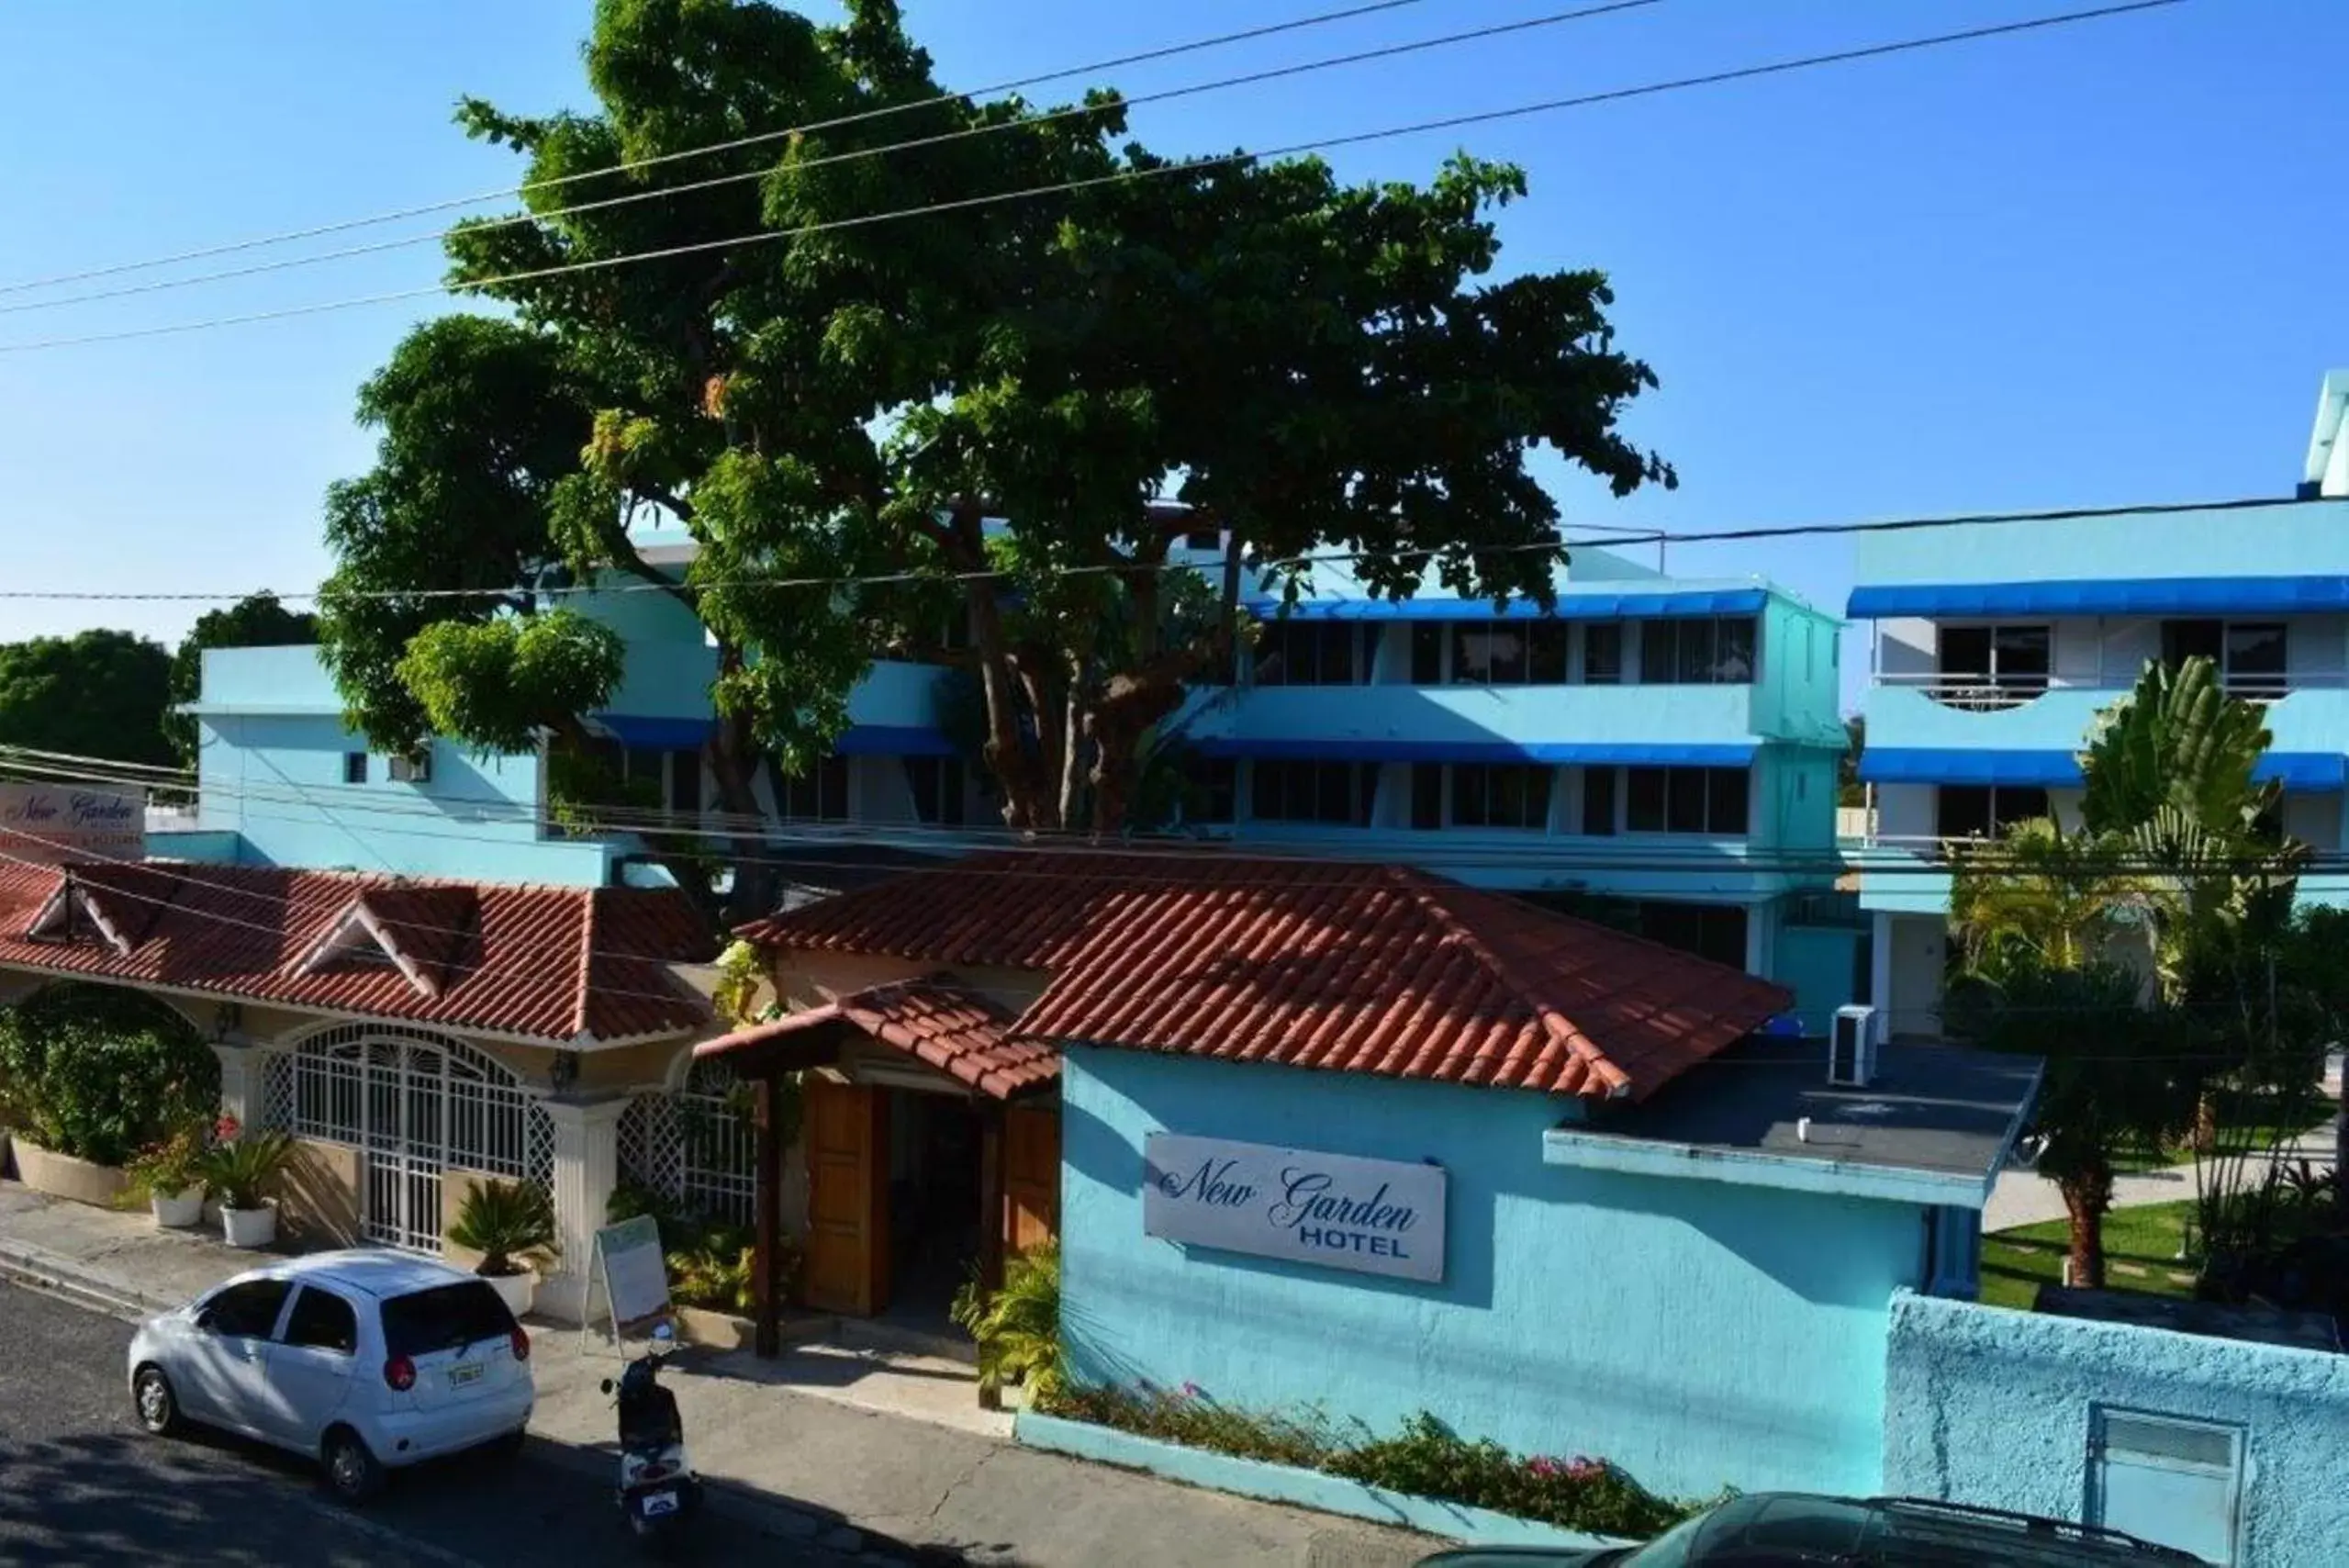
[388, 752, 432, 784]
[1829, 1004, 1878, 1087]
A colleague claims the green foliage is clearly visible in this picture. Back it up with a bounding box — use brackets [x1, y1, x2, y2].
[395, 609, 624, 756]
[2083, 655, 2277, 839]
[0, 984, 217, 1167]
[1950, 817, 2151, 980]
[196, 1126, 295, 1211]
[1838, 715, 1865, 808]
[448, 1177, 559, 1277]
[0, 630, 174, 772]
[118, 1115, 213, 1204]
[710, 938, 769, 1025]
[1043, 1383, 1706, 1539]
[316, 0, 1672, 846]
[949, 1242, 1067, 1402]
[165, 593, 317, 767]
[605, 1183, 796, 1313]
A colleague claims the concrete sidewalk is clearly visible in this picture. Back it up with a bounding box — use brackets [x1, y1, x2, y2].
[0, 1181, 1425, 1568]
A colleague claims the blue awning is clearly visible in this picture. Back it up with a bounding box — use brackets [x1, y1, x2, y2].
[1199, 738, 1758, 767]
[1245, 588, 1769, 622]
[1861, 747, 2348, 791]
[595, 717, 957, 757]
[1847, 577, 2349, 620]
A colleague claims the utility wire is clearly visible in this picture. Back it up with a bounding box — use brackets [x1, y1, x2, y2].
[0, 1, 1664, 319]
[0, 490, 2307, 606]
[0, 0, 1442, 299]
[0, 1, 2188, 356]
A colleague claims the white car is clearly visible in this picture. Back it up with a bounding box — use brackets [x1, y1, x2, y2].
[127, 1249, 534, 1502]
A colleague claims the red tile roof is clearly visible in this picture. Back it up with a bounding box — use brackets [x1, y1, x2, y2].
[0, 860, 714, 1046]
[698, 978, 1057, 1101]
[740, 853, 1791, 1101]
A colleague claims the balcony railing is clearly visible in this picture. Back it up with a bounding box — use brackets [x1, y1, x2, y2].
[1878, 669, 2343, 709]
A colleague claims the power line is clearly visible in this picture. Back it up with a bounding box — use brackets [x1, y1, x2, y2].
[0, 0, 1665, 320]
[0, 490, 2306, 606]
[0, 0, 2189, 356]
[0, 0, 1442, 299]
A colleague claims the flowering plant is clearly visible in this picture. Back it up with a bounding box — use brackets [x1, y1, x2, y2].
[119, 1114, 211, 1202]
[196, 1117, 295, 1211]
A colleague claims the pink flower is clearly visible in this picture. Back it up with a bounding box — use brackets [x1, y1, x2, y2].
[1181, 1382, 1203, 1399]
[1565, 1457, 1605, 1483]
[1527, 1456, 1561, 1478]
[213, 1114, 240, 1143]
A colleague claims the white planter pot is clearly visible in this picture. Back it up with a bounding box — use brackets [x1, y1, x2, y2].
[221, 1204, 276, 1249]
[484, 1270, 536, 1319]
[151, 1189, 206, 1228]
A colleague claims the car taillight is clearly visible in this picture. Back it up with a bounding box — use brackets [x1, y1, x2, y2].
[384, 1355, 416, 1393]
[509, 1327, 531, 1362]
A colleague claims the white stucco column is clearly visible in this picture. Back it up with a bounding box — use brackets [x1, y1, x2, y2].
[537, 1093, 628, 1324]
[209, 1041, 254, 1128]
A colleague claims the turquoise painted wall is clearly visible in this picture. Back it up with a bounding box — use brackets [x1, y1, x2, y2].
[1853, 499, 2349, 586]
[1753, 597, 1846, 745]
[1775, 924, 1862, 1036]
[1060, 1047, 1929, 1502]
[1865, 683, 2349, 762]
[1885, 1292, 2349, 1568]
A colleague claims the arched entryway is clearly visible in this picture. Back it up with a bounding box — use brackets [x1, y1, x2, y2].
[260, 1024, 553, 1253]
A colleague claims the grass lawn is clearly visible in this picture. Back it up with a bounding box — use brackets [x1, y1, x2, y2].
[1980, 1200, 2200, 1311]
[2105, 1085, 2334, 1175]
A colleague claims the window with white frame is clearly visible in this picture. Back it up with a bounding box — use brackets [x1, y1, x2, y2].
[778, 755, 850, 821]
[2163, 619, 2287, 699]
[1636, 618, 1757, 685]
[1254, 622, 1362, 687]
[1936, 624, 2051, 709]
[1448, 764, 1553, 830]
[1623, 766, 1750, 834]
[902, 756, 967, 826]
[1935, 784, 2050, 841]
[1405, 621, 1571, 684]
[1249, 760, 1373, 825]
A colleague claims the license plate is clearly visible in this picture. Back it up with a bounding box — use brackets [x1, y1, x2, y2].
[640, 1490, 678, 1518]
[447, 1362, 484, 1387]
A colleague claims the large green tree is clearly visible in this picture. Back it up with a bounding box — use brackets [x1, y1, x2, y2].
[317, 0, 1672, 916]
[0, 630, 174, 773]
[165, 592, 319, 767]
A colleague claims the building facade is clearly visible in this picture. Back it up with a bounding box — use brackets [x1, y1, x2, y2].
[1849, 373, 2349, 1037]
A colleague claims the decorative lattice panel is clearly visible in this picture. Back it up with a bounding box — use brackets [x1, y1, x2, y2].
[616, 1058, 755, 1229]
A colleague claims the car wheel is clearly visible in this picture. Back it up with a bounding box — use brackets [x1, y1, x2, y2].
[131, 1365, 180, 1436]
[320, 1426, 386, 1505]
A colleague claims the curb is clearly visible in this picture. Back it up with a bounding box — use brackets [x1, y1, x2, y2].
[0, 1236, 165, 1320]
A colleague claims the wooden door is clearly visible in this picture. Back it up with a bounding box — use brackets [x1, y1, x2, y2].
[802, 1081, 889, 1316]
[1002, 1103, 1061, 1254]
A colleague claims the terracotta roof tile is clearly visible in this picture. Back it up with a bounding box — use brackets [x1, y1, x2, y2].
[697, 978, 1057, 1100]
[740, 852, 1792, 1102]
[0, 860, 713, 1046]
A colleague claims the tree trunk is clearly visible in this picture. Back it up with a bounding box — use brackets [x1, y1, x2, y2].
[2060, 1163, 2115, 1291]
[948, 505, 1057, 833]
[709, 645, 779, 925]
[2193, 1091, 2220, 1157]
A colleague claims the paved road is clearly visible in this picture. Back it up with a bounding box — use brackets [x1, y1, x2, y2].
[0, 1278, 915, 1567]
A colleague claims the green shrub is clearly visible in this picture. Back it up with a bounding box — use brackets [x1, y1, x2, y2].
[196, 1124, 295, 1210]
[1038, 1383, 1709, 1540]
[607, 1185, 796, 1313]
[448, 1178, 558, 1277]
[0, 984, 217, 1167]
[950, 1243, 1068, 1403]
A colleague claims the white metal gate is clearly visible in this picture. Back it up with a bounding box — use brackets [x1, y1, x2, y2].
[617, 1058, 757, 1229]
[262, 1025, 553, 1254]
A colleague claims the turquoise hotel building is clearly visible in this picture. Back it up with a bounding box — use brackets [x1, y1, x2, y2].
[165, 531, 1853, 1027]
[1849, 370, 2349, 1037]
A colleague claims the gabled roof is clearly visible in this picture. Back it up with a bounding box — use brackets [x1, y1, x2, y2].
[0, 861, 714, 1047]
[741, 853, 1790, 1102]
[698, 978, 1058, 1101]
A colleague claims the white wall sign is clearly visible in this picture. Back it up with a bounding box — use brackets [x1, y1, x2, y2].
[1143, 1133, 1447, 1283]
[0, 784, 143, 865]
[584, 1215, 673, 1346]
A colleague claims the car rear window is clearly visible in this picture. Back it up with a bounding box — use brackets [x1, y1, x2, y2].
[380, 1280, 515, 1359]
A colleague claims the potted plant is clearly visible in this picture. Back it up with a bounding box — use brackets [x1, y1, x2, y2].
[446, 1178, 558, 1317]
[120, 1118, 209, 1228]
[197, 1118, 294, 1249]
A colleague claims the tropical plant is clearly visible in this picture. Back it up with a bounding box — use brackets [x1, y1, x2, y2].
[118, 1114, 213, 1203]
[196, 1121, 296, 1211]
[667, 1238, 757, 1314]
[0, 984, 218, 1166]
[447, 1178, 559, 1279]
[1949, 817, 2152, 982]
[950, 1242, 1067, 1402]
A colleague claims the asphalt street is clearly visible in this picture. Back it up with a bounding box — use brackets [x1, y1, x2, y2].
[0, 1278, 920, 1567]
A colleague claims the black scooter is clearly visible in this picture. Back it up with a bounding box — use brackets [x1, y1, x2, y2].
[599, 1322, 702, 1551]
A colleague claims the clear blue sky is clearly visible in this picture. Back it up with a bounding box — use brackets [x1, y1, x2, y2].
[1, 0, 2341, 711]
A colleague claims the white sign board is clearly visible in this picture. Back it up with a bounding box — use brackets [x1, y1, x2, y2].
[586, 1215, 673, 1343]
[1143, 1134, 1447, 1283]
[0, 784, 143, 865]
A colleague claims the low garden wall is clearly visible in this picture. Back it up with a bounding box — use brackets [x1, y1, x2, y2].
[1884, 1289, 2349, 1568]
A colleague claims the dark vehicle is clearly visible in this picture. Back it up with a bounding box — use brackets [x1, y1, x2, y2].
[1415, 1493, 2211, 1567]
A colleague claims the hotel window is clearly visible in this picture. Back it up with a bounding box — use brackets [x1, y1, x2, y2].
[1937, 624, 2051, 708]
[1580, 766, 1617, 835]
[1449, 765, 1552, 830]
[1636, 618, 1757, 684]
[1582, 623, 1623, 685]
[341, 753, 368, 785]
[1624, 767, 1750, 834]
[1935, 784, 2050, 841]
[902, 756, 967, 826]
[1637, 902, 1749, 970]
[1410, 764, 1444, 831]
[779, 755, 850, 822]
[1249, 760, 1373, 825]
[1449, 623, 1568, 685]
[2162, 619, 2287, 698]
[1255, 622, 1359, 687]
[1184, 757, 1237, 825]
